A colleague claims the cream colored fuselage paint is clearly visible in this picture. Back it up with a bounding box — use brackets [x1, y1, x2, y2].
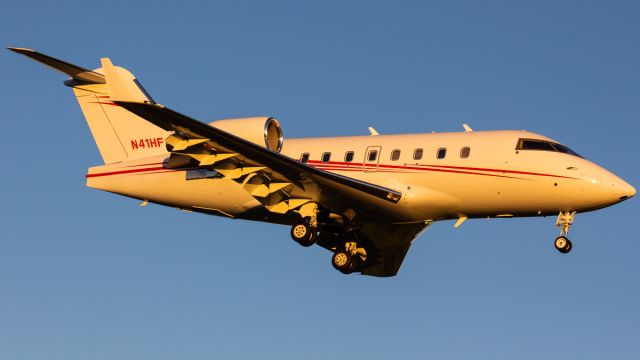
[86, 129, 635, 224]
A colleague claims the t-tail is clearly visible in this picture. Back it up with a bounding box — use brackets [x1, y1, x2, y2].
[8, 47, 169, 163]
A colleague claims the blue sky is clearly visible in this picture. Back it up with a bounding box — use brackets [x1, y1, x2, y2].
[1, 1, 638, 359]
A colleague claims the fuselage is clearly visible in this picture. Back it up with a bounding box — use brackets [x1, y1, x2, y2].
[86, 129, 635, 224]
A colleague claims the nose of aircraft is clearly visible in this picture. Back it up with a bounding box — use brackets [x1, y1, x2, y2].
[600, 173, 635, 203]
[617, 179, 636, 201]
[581, 161, 635, 208]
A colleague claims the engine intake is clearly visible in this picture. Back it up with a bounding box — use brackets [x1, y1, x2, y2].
[209, 117, 284, 152]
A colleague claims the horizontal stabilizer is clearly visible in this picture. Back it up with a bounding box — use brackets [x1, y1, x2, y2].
[7, 47, 105, 84]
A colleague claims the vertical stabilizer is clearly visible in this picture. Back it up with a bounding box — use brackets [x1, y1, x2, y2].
[9, 47, 170, 164]
[71, 81, 129, 163]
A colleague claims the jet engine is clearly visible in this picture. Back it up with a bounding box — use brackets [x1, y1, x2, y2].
[209, 117, 283, 152]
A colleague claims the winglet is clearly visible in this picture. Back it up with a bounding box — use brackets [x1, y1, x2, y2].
[7, 47, 106, 84]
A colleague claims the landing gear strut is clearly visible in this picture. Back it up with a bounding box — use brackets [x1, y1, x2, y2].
[554, 211, 576, 254]
[331, 241, 366, 274]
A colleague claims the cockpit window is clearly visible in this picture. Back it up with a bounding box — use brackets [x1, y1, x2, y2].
[516, 138, 581, 157]
[552, 143, 581, 157]
[519, 139, 555, 151]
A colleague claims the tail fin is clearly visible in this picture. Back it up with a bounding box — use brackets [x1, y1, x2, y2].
[8, 47, 169, 164]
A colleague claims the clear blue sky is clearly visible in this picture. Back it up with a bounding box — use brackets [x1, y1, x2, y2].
[2, 1, 638, 359]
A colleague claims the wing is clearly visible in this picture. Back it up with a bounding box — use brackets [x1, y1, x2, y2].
[114, 101, 404, 223]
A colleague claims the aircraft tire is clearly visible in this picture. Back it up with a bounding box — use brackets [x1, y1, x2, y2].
[291, 222, 315, 247]
[348, 255, 361, 273]
[299, 231, 317, 247]
[332, 250, 353, 274]
[554, 236, 572, 254]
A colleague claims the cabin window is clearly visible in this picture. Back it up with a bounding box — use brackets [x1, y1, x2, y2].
[460, 147, 470, 158]
[436, 148, 447, 159]
[344, 151, 354, 162]
[321, 152, 331, 162]
[413, 148, 423, 160]
[367, 150, 378, 162]
[300, 153, 310, 163]
[390, 149, 401, 161]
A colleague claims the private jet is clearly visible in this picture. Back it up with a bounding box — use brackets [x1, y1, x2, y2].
[9, 47, 636, 276]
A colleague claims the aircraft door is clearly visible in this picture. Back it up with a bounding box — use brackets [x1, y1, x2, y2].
[363, 146, 382, 172]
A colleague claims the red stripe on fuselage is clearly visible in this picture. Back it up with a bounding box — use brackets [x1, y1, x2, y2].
[87, 159, 573, 181]
[313, 164, 525, 179]
[416, 163, 577, 179]
[86, 166, 166, 178]
[307, 160, 576, 180]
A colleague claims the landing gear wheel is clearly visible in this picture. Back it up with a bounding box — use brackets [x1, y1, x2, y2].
[291, 222, 316, 247]
[302, 231, 317, 247]
[554, 236, 573, 254]
[332, 250, 354, 274]
[349, 255, 361, 273]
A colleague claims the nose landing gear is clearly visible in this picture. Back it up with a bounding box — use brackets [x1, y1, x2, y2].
[554, 211, 576, 253]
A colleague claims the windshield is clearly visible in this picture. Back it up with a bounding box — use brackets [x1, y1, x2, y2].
[516, 138, 582, 157]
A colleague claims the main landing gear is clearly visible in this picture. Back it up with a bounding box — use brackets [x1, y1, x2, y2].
[290, 222, 367, 274]
[290, 203, 319, 247]
[554, 211, 576, 254]
[289, 221, 367, 274]
[289, 203, 367, 274]
[290, 218, 317, 247]
[331, 241, 367, 274]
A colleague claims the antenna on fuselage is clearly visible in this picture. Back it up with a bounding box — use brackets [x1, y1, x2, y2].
[368, 127, 379, 136]
[462, 124, 473, 132]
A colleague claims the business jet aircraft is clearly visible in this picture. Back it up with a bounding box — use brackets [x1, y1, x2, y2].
[9, 47, 636, 276]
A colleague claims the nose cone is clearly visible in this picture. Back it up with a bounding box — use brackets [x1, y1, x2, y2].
[617, 180, 636, 201]
[578, 161, 635, 209]
[597, 172, 635, 205]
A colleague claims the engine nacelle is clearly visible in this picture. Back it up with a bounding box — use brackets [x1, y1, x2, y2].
[209, 117, 283, 152]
